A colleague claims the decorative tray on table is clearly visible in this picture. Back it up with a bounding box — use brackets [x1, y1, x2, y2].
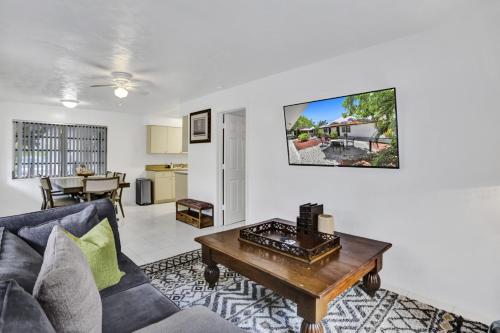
[239, 219, 341, 264]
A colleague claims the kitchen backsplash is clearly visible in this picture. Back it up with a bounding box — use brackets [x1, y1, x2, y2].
[145, 152, 188, 166]
[145, 163, 188, 171]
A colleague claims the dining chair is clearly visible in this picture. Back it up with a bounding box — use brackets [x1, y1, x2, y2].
[106, 171, 116, 178]
[114, 173, 126, 218]
[82, 177, 119, 202]
[40, 177, 79, 209]
[39, 186, 47, 210]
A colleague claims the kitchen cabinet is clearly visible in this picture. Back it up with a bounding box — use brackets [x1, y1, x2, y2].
[174, 171, 188, 200]
[147, 126, 168, 154]
[167, 127, 182, 154]
[147, 171, 175, 203]
[147, 125, 182, 154]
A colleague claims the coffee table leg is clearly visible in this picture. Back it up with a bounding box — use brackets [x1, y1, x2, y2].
[201, 245, 220, 289]
[362, 270, 381, 297]
[300, 320, 324, 333]
[204, 264, 220, 289]
[297, 296, 327, 333]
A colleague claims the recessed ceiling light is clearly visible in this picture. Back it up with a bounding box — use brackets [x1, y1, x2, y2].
[61, 99, 79, 108]
[114, 87, 128, 98]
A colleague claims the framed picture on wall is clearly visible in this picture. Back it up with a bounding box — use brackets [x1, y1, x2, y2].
[190, 109, 211, 143]
[283, 87, 399, 168]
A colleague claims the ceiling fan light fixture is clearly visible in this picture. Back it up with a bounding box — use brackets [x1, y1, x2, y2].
[61, 99, 79, 108]
[114, 87, 128, 98]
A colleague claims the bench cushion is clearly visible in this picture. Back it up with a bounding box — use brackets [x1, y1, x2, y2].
[176, 198, 213, 210]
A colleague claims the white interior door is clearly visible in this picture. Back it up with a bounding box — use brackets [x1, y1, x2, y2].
[223, 111, 246, 225]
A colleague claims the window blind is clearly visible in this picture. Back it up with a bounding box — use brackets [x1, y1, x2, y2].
[12, 121, 107, 179]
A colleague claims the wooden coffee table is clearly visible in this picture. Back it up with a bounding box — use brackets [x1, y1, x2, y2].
[195, 218, 391, 333]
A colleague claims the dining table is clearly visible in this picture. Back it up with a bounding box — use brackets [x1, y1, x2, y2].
[51, 177, 130, 195]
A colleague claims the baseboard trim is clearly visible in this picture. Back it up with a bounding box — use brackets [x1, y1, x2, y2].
[381, 282, 493, 325]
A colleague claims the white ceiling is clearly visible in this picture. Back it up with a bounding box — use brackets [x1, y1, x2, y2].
[0, 0, 488, 114]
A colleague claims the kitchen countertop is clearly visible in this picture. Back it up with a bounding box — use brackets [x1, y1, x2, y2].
[146, 167, 188, 172]
[146, 168, 188, 172]
[174, 170, 188, 175]
[145, 164, 188, 172]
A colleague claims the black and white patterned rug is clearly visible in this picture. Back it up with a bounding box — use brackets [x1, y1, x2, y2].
[141, 249, 487, 333]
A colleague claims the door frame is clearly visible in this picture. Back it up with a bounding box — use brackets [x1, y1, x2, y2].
[216, 107, 247, 226]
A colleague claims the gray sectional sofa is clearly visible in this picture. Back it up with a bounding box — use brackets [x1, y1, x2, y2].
[0, 199, 243, 333]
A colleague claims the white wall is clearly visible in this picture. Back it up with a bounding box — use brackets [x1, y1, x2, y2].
[181, 5, 500, 323]
[0, 102, 187, 215]
[143, 112, 183, 128]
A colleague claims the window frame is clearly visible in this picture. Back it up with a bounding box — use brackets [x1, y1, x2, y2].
[12, 120, 108, 179]
[341, 125, 351, 133]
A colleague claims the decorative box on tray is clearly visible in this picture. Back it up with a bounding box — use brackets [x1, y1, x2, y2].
[239, 218, 341, 264]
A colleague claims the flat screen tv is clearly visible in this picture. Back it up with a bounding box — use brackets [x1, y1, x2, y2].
[283, 87, 399, 169]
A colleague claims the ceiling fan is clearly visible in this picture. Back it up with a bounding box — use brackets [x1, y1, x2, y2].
[89, 72, 150, 98]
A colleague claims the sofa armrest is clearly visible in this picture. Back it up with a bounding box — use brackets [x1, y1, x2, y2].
[490, 321, 500, 333]
[133, 306, 245, 333]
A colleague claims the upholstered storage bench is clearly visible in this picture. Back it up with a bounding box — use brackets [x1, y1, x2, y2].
[176, 198, 214, 228]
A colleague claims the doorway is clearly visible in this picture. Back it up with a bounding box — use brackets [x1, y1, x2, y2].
[221, 109, 246, 225]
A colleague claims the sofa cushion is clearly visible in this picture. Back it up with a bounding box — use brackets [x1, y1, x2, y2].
[33, 226, 102, 333]
[99, 253, 149, 298]
[65, 218, 124, 290]
[18, 205, 99, 254]
[0, 199, 121, 254]
[102, 283, 179, 333]
[133, 306, 245, 333]
[0, 280, 55, 333]
[0, 227, 42, 293]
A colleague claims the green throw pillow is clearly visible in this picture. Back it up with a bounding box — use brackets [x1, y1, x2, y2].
[64, 218, 124, 290]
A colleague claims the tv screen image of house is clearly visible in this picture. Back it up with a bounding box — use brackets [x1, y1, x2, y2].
[283, 88, 399, 168]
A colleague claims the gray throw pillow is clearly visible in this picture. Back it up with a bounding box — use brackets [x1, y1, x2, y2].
[33, 226, 102, 333]
[18, 205, 99, 254]
[0, 227, 43, 293]
[0, 279, 55, 333]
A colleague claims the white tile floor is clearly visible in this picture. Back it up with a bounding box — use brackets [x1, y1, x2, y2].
[117, 202, 244, 265]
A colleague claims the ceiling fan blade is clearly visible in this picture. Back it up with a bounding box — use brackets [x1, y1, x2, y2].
[81, 59, 110, 71]
[89, 84, 115, 88]
[88, 74, 112, 81]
